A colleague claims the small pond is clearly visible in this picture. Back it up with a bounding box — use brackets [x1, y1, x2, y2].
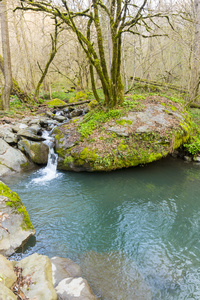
[4, 157, 200, 299]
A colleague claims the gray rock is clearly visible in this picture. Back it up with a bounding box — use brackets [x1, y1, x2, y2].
[17, 128, 45, 141]
[0, 126, 18, 145]
[18, 139, 49, 165]
[193, 156, 200, 162]
[0, 182, 35, 256]
[54, 129, 81, 153]
[55, 277, 97, 300]
[0, 254, 17, 288]
[51, 256, 81, 287]
[53, 115, 66, 122]
[0, 138, 30, 177]
[15, 253, 57, 300]
[12, 123, 28, 133]
[107, 125, 129, 137]
[21, 117, 31, 124]
[70, 109, 83, 118]
[29, 124, 43, 135]
[46, 111, 54, 118]
[184, 156, 192, 162]
[0, 283, 17, 300]
[40, 119, 58, 128]
[29, 117, 41, 125]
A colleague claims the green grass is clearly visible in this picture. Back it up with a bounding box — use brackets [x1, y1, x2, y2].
[183, 109, 200, 155]
[79, 108, 124, 138]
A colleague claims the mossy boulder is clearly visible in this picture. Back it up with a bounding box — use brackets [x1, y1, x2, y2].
[18, 138, 49, 165]
[44, 98, 66, 107]
[53, 96, 191, 172]
[0, 181, 35, 256]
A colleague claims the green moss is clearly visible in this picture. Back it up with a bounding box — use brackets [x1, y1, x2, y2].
[69, 91, 87, 103]
[64, 155, 74, 166]
[116, 119, 126, 126]
[44, 98, 66, 106]
[79, 109, 123, 138]
[0, 182, 34, 231]
[79, 147, 98, 161]
[169, 105, 177, 111]
[115, 119, 132, 126]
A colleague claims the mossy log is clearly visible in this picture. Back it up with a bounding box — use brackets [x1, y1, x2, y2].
[129, 77, 188, 94]
[12, 79, 34, 104]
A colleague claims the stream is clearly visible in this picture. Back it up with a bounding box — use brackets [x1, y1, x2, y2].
[3, 157, 200, 299]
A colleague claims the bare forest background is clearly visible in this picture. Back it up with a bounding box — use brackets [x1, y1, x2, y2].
[1, 0, 199, 102]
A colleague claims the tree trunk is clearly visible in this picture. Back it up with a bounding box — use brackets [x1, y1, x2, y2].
[0, 55, 33, 104]
[189, 0, 200, 103]
[0, 0, 12, 110]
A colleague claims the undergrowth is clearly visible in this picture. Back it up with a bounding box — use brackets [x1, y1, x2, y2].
[183, 109, 200, 155]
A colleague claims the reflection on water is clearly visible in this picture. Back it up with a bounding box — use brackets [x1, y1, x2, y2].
[4, 157, 200, 299]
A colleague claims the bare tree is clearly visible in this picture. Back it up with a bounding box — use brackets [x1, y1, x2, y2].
[16, 0, 171, 108]
[0, 0, 12, 110]
[189, 0, 200, 103]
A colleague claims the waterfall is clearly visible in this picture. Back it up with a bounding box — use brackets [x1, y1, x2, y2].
[31, 130, 59, 184]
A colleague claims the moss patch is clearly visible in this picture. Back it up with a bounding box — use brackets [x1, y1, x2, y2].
[0, 182, 34, 231]
[44, 98, 66, 107]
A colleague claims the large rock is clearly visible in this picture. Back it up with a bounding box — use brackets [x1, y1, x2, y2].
[53, 97, 191, 171]
[0, 181, 35, 256]
[0, 283, 17, 300]
[17, 128, 45, 141]
[55, 277, 97, 300]
[0, 254, 17, 288]
[51, 256, 82, 287]
[15, 253, 57, 300]
[0, 125, 17, 145]
[18, 138, 49, 165]
[0, 138, 31, 177]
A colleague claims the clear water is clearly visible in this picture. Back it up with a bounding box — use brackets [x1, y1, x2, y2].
[4, 157, 200, 300]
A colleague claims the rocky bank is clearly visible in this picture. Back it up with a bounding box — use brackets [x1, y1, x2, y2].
[0, 182, 97, 299]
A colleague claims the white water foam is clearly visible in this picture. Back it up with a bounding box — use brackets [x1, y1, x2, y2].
[31, 130, 60, 184]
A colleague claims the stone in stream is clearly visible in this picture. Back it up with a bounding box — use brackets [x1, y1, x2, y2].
[0, 138, 31, 177]
[54, 97, 191, 172]
[55, 277, 97, 300]
[0, 125, 18, 145]
[51, 256, 82, 287]
[14, 253, 57, 300]
[17, 128, 46, 142]
[18, 138, 49, 165]
[0, 181, 35, 256]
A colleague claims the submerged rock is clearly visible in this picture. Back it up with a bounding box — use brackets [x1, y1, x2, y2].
[0, 181, 35, 256]
[51, 256, 81, 287]
[0, 138, 31, 177]
[80, 251, 152, 300]
[54, 97, 191, 172]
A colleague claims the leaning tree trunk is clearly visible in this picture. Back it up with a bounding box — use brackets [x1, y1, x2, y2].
[0, 0, 12, 110]
[189, 0, 200, 104]
[0, 55, 34, 104]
